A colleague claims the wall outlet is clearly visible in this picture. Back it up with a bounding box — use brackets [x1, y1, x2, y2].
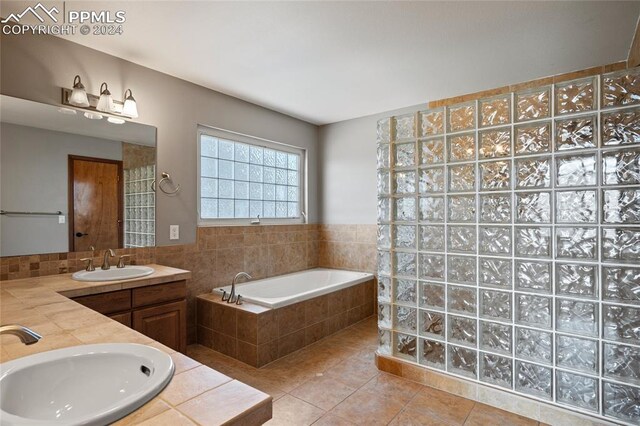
[58, 215, 65, 224]
[169, 225, 179, 240]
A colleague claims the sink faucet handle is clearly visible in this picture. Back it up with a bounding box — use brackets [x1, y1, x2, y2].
[117, 255, 131, 269]
[79, 257, 95, 272]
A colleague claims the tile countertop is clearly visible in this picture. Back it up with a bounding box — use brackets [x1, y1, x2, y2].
[0, 264, 273, 425]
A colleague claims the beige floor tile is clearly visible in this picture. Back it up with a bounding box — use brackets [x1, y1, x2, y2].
[312, 413, 356, 425]
[187, 316, 541, 426]
[464, 403, 538, 426]
[330, 388, 406, 426]
[290, 375, 357, 411]
[403, 386, 475, 425]
[360, 373, 423, 405]
[265, 394, 325, 426]
[388, 406, 461, 425]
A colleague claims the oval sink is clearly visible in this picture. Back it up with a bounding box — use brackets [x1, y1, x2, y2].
[0, 343, 174, 425]
[72, 266, 155, 282]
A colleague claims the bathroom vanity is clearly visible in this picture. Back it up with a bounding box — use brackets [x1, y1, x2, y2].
[71, 277, 187, 353]
[0, 265, 272, 425]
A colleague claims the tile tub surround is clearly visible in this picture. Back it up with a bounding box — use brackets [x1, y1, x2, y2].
[0, 268, 272, 425]
[377, 65, 640, 425]
[196, 279, 375, 367]
[318, 224, 377, 273]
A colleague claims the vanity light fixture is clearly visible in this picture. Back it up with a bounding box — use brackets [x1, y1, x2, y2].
[122, 89, 138, 118]
[107, 116, 125, 124]
[69, 75, 90, 107]
[62, 75, 139, 120]
[96, 83, 115, 113]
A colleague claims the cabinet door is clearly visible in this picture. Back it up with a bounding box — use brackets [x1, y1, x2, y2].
[133, 300, 186, 353]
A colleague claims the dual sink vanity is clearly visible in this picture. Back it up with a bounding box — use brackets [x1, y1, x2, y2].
[0, 265, 272, 425]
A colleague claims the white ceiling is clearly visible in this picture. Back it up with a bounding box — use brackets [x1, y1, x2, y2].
[20, 2, 640, 124]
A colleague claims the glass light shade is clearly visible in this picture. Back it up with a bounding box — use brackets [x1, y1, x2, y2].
[122, 89, 138, 118]
[96, 82, 115, 113]
[69, 75, 89, 107]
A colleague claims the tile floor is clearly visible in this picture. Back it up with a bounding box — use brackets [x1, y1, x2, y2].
[187, 316, 543, 426]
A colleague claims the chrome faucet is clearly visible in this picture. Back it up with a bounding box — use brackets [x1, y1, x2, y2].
[222, 272, 251, 304]
[101, 249, 115, 270]
[0, 325, 42, 345]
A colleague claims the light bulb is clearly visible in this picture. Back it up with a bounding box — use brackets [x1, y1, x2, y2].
[107, 117, 125, 124]
[122, 89, 138, 118]
[58, 107, 77, 115]
[96, 82, 115, 113]
[69, 75, 90, 107]
[84, 111, 103, 120]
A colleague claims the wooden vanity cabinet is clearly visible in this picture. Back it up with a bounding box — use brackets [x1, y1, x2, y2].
[72, 280, 187, 353]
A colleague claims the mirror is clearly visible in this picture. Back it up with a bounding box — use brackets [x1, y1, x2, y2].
[0, 95, 157, 257]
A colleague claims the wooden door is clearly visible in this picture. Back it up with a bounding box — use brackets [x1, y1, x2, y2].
[69, 156, 123, 251]
[133, 300, 187, 353]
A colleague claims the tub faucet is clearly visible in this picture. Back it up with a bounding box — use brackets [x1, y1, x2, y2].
[223, 272, 252, 304]
[101, 249, 115, 270]
[0, 324, 42, 345]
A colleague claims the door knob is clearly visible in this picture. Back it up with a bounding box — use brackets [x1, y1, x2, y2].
[75, 232, 88, 237]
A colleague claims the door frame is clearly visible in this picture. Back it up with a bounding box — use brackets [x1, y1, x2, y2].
[68, 155, 124, 252]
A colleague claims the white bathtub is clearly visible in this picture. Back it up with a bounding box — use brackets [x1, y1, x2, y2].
[213, 268, 374, 309]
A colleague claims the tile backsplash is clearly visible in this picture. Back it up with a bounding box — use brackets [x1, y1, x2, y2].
[0, 223, 377, 343]
[376, 64, 640, 424]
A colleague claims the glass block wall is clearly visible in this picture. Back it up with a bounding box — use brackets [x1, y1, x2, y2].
[124, 165, 156, 248]
[376, 67, 640, 424]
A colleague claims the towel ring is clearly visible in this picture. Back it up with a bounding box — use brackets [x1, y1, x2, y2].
[151, 172, 181, 195]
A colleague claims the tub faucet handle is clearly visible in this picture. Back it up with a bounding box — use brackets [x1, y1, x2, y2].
[235, 295, 243, 305]
[221, 290, 229, 302]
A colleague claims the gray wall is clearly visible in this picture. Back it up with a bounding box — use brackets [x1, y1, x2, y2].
[0, 32, 319, 246]
[318, 105, 420, 224]
[0, 123, 122, 256]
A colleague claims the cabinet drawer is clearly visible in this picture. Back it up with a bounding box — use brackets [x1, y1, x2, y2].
[109, 312, 132, 327]
[73, 290, 131, 315]
[132, 280, 186, 308]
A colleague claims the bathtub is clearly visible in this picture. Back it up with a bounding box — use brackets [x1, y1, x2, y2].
[213, 268, 374, 309]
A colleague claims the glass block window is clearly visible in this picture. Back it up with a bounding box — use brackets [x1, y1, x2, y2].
[198, 128, 304, 222]
[378, 67, 640, 425]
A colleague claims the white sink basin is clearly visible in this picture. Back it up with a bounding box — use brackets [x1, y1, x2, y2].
[0, 343, 174, 425]
[72, 266, 154, 282]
